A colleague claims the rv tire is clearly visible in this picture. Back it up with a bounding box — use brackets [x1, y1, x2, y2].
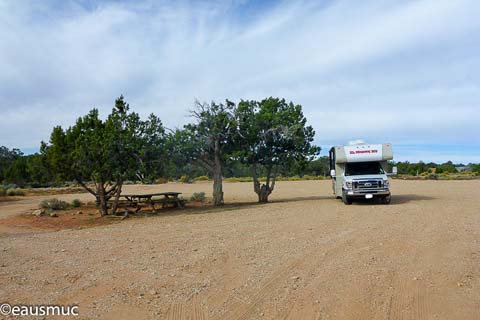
[342, 191, 352, 205]
[381, 195, 391, 204]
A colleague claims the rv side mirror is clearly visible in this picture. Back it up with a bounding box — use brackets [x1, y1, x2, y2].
[330, 169, 336, 177]
[392, 166, 398, 175]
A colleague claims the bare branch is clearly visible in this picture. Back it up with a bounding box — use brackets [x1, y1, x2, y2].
[76, 180, 97, 196]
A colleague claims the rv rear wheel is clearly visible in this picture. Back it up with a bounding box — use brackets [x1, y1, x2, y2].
[342, 191, 352, 205]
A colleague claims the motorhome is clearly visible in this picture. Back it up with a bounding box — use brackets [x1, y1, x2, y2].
[329, 143, 397, 205]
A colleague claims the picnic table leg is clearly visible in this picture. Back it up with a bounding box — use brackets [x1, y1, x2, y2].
[162, 195, 167, 208]
[173, 195, 184, 208]
[164, 195, 179, 208]
[150, 201, 157, 213]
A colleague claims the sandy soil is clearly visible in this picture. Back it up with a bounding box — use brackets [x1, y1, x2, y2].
[1, 180, 479, 319]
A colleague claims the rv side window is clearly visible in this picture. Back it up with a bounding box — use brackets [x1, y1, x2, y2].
[345, 162, 385, 176]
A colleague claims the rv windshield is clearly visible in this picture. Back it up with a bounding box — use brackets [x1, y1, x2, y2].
[345, 162, 385, 176]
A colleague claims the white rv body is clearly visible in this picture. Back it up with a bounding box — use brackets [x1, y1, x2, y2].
[329, 143, 395, 205]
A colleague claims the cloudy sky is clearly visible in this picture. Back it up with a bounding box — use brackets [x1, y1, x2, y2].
[1, 0, 479, 163]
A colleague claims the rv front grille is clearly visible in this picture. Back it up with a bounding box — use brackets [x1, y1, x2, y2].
[353, 180, 382, 189]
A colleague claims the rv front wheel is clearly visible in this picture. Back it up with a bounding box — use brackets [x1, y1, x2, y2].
[342, 191, 353, 205]
[381, 195, 391, 204]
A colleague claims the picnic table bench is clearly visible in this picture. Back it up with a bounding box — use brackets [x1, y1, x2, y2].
[107, 192, 186, 214]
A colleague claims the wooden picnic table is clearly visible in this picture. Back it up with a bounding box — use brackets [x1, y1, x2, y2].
[109, 192, 185, 214]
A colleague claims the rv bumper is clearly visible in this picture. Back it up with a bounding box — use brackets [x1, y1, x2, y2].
[345, 189, 390, 197]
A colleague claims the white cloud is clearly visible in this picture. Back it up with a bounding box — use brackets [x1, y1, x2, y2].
[0, 0, 479, 162]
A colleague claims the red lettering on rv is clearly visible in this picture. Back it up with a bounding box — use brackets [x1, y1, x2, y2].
[349, 149, 379, 155]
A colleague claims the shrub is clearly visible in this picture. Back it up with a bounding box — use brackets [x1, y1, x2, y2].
[6, 188, 25, 196]
[190, 192, 206, 202]
[155, 177, 168, 184]
[224, 177, 253, 182]
[3, 183, 17, 190]
[71, 199, 82, 208]
[194, 175, 209, 181]
[179, 175, 191, 183]
[286, 175, 302, 181]
[40, 198, 69, 210]
[0, 187, 5, 196]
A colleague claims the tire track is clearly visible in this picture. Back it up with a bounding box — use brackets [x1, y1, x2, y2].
[415, 281, 430, 320]
[387, 275, 405, 320]
[212, 229, 356, 320]
[388, 276, 430, 320]
[166, 302, 207, 320]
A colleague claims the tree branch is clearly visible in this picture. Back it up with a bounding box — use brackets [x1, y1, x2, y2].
[196, 158, 214, 173]
[270, 165, 279, 194]
[105, 182, 119, 195]
[76, 179, 97, 196]
[252, 163, 260, 194]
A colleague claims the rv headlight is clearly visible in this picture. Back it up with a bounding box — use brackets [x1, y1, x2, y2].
[344, 181, 353, 189]
[383, 179, 390, 188]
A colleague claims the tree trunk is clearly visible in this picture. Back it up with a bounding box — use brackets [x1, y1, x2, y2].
[252, 164, 276, 203]
[97, 187, 109, 216]
[95, 178, 109, 216]
[111, 181, 123, 215]
[213, 167, 224, 206]
[258, 184, 271, 202]
[212, 140, 224, 206]
[76, 178, 112, 216]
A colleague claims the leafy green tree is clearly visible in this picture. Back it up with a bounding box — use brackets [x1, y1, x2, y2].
[0, 146, 23, 182]
[394, 161, 409, 175]
[130, 114, 166, 183]
[163, 129, 209, 180]
[303, 156, 330, 176]
[235, 98, 320, 202]
[2, 148, 54, 187]
[437, 161, 457, 174]
[43, 96, 166, 215]
[178, 100, 237, 206]
[25, 153, 54, 186]
[3, 157, 28, 186]
[394, 161, 428, 176]
[469, 163, 480, 174]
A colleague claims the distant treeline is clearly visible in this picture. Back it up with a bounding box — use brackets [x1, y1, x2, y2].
[1, 145, 478, 188]
[392, 161, 480, 176]
[0, 145, 327, 187]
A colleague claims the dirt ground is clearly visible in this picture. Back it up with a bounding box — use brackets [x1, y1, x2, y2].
[1, 180, 479, 319]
